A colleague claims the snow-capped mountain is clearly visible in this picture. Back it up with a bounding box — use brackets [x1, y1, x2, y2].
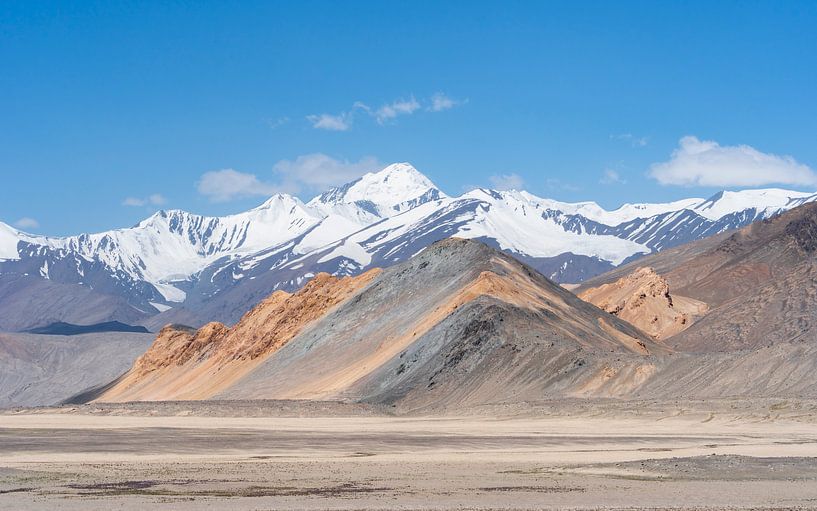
[1, 162, 815, 331]
[307, 162, 447, 219]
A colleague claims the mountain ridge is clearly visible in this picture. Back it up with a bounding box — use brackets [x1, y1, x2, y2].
[2, 162, 815, 331]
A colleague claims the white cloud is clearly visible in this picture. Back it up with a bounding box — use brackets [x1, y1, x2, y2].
[428, 92, 461, 112]
[122, 194, 167, 207]
[196, 155, 382, 202]
[649, 136, 817, 187]
[197, 169, 280, 203]
[14, 217, 39, 229]
[374, 97, 420, 124]
[489, 173, 525, 191]
[352, 101, 372, 113]
[308, 93, 460, 130]
[273, 153, 381, 191]
[611, 133, 648, 147]
[600, 169, 626, 185]
[306, 113, 351, 131]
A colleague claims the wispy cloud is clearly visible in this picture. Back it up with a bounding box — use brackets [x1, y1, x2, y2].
[122, 194, 167, 207]
[611, 133, 648, 147]
[196, 154, 381, 202]
[373, 97, 420, 124]
[489, 173, 525, 191]
[306, 113, 351, 131]
[650, 136, 817, 187]
[14, 217, 39, 229]
[600, 169, 626, 185]
[307, 93, 463, 131]
[428, 92, 464, 112]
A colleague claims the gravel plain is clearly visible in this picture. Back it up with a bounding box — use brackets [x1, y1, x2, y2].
[2, 399, 817, 510]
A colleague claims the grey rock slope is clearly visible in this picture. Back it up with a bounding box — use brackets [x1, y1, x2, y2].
[216, 238, 665, 411]
[0, 331, 154, 407]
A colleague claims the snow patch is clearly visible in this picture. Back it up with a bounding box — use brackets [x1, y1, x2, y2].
[150, 302, 173, 312]
[153, 282, 186, 302]
[318, 239, 372, 266]
[39, 260, 50, 279]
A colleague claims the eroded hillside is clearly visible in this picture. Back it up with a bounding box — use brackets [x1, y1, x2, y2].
[95, 270, 380, 402]
[578, 267, 707, 339]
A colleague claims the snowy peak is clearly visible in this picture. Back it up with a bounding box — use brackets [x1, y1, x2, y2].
[462, 188, 702, 226]
[254, 193, 309, 212]
[461, 187, 817, 226]
[693, 188, 817, 220]
[308, 162, 447, 216]
[0, 222, 21, 260]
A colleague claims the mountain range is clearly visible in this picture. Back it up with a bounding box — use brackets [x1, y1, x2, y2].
[2, 162, 815, 331]
[83, 206, 817, 409]
[5, 200, 817, 409]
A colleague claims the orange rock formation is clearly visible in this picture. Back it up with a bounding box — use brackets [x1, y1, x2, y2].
[96, 270, 380, 402]
[578, 267, 708, 339]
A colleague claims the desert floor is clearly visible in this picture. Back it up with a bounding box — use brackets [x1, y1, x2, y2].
[2, 399, 817, 510]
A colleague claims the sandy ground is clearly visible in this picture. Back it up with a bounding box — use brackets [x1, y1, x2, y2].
[2, 399, 817, 510]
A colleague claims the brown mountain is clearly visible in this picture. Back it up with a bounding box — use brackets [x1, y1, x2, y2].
[578, 202, 817, 352]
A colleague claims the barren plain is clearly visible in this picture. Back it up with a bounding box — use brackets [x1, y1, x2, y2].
[2, 399, 817, 510]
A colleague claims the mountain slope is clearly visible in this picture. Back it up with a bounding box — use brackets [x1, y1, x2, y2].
[577, 202, 817, 352]
[0, 331, 154, 407]
[0, 274, 152, 332]
[94, 270, 381, 402]
[25, 321, 150, 336]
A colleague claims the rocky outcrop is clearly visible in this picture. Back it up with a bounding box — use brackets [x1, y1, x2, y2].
[578, 267, 708, 340]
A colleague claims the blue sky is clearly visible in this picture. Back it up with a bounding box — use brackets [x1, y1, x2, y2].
[2, 1, 816, 235]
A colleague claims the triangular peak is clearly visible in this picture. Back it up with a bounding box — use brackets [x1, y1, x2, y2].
[308, 162, 447, 216]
